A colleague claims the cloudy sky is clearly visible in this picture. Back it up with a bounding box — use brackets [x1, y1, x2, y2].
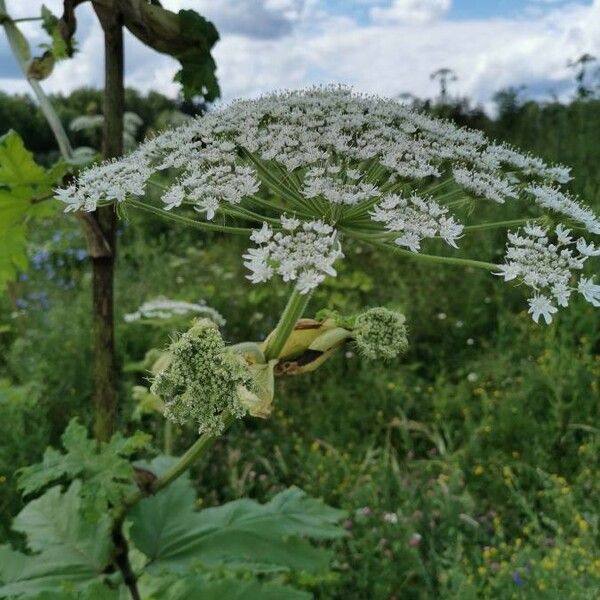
[1, 0, 599, 110]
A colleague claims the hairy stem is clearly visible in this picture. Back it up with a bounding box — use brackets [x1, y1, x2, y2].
[164, 420, 173, 455]
[153, 414, 232, 492]
[117, 414, 231, 519]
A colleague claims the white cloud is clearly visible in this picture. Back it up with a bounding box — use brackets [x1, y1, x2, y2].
[370, 0, 451, 24]
[162, 0, 306, 39]
[0, 0, 599, 114]
[205, 0, 600, 110]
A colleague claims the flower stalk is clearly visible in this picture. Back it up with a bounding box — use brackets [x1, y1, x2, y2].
[154, 413, 233, 493]
[264, 288, 313, 360]
[128, 198, 253, 235]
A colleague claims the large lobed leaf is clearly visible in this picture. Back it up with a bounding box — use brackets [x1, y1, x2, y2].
[0, 483, 112, 598]
[18, 419, 151, 521]
[0, 130, 65, 290]
[142, 573, 311, 600]
[129, 458, 346, 576]
[0, 131, 64, 193]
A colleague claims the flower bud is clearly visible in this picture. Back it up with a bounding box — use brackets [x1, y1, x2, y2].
[150, 319, 255, 436]
[353, 307, 408, 360]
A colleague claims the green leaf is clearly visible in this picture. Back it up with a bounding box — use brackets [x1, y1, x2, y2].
[24, 581, 120, 599]
[0, 131, 51, 190]
[0, 483, 112, 598]
[13, 482, 112, 564]
[18, 420, 152, 521]
[120, 2, 219, 101]
[40, 5, 74, 62]
[144, 573, 311, 600]
[0, 222, 27, 286]
[0, 130, 66, 290]
[129, 459, 345, 576]
[173, 10, 220, 101]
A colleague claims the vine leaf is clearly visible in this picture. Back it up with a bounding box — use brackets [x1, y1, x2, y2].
[0, 130, 63, 190]
[119, 1, 220, 101]
[0, 130, 65, 290]
[18, 419, 152, 521]
[41, 4, 75, 61]
[26, 4, 76, 81]
[0, 483, 112, 598]
[173, 10, 220, 102]
[129, 458, 346, 576]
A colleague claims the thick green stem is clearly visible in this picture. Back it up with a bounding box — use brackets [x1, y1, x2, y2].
[164, 420, 173, 455]
[29, 79, 74, 159]
[118, 414, 231, 518]
[152, 416, 229, 492]
[264, 287, 312, 360]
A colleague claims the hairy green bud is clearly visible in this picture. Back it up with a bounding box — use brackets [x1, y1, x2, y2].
[150, 319, 255, 436]
[353, 307, 408, 361]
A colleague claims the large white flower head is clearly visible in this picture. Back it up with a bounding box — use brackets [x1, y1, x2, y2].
[58, 86, 600, 322]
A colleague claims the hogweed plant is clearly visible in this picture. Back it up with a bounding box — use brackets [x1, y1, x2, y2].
[3, 87, 600, 600]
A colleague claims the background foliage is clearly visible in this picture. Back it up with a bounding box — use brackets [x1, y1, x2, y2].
[0, 88, 599, 598]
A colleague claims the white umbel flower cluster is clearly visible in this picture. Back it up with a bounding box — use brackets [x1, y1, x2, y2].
[58, 87, 574, 219]
[525, 185, 600, 234]
[452, 166, 518, 204]
[57, 87, 600, 323]
[497, 223, 599, 324]
[56, 158, 151, 212]
[123, 296, 226, 326]
[370, 193, 463, 252]
[244, 217, 343, 294]
[303, 165, 381, 205]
